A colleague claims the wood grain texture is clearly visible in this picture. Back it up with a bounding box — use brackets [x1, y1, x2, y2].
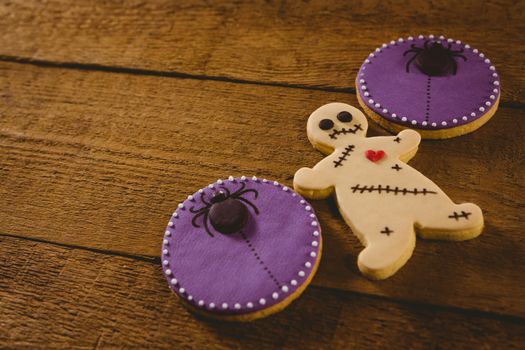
[1, 235, 524, 350]
[0, 0, 523, 104]
[0, 62, 524, 318]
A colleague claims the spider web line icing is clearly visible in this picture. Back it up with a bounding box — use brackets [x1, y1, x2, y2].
[240, 231, 281, 288]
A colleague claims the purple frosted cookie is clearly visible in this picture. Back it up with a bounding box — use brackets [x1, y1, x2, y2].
[161, 176, 322, 321]
[356, 34, 500, 139]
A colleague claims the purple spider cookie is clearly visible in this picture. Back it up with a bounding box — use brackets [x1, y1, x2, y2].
[161, 176, 322, 321]
[356, 35, 500, 139]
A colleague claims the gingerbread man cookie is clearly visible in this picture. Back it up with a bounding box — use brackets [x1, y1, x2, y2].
[294, 103, 483, 280]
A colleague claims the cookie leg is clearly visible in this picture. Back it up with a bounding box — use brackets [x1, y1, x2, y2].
[355, 220, 416, 280]
[416, 202, 483, 241]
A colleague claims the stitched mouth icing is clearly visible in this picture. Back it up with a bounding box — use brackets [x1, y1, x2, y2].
[329, 124, 363, 139]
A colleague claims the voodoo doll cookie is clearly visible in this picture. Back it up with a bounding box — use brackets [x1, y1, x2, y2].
[161, 176, 322, 321]
[294, 103, 483, 280]
[356, 35, 500, 139]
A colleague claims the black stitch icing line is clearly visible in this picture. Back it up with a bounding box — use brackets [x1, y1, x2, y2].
[333, 144, 355, 168]
[448, 211, 471, 220]
[240, 231, 281, 288]
[381, 227, 393, 236]
[391, 164, 402, 171]
[329, 124, 363, 140]
[350, 184, 438, 196]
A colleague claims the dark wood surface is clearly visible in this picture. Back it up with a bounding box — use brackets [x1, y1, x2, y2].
[1, 1, 524, 349]
[2, 235, 524, 350]
[1, 0, 524, 105]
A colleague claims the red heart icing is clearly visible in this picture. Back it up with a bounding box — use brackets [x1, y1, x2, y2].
[365, 149, 385, 162]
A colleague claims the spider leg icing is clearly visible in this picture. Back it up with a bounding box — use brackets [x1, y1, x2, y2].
[404, 53, 419, 73]
[452, 53, 467, 61]
[230, 182, 246, 197]
[402, 45, 420, 56]
[450, 48, 465, 54]
[200, 192, 211, 206]
[236, 189, 259, 199]
[451, 59, 458, 75]
[219, 185, 231, 197]
[202, 211, 214, 237]
[191, 210, 207, 227]
[402, 44, 422, 73]
[191, 210, 214, 237]
[190, 205, 208, 214]
[236, 196, 260, 215]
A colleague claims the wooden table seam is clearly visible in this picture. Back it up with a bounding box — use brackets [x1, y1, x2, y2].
[2, 232, 524, 324]
[1, 55, 523, 109]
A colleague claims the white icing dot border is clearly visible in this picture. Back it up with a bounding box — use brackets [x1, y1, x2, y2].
[161, 176, 321, 314]
[358, 34, 500, 129]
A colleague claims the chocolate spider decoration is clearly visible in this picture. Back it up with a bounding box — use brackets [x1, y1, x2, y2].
[190, 182, 259, 237]
[403, 40, 467, 76]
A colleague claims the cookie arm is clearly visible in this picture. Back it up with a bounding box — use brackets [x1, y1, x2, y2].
[391, 129, 421, 162]
[293, 162, 335, 200]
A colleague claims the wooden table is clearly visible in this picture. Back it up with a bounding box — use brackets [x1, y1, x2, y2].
[1, 1, 524, 349]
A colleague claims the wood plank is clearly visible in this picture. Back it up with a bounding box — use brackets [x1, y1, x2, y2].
[1, 235, 524, 349]
[0, 0, 523, 104]
[0, 62, 524, 318]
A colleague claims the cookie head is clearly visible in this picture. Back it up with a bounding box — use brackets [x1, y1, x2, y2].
[307, 103, 368, 153]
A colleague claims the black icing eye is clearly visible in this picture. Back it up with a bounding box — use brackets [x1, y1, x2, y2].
[319, 119, 334, 130]
[337, 111, 353, 122]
